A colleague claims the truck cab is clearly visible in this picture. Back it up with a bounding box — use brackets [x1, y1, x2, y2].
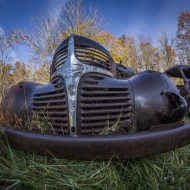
[164, 65, 190, 108]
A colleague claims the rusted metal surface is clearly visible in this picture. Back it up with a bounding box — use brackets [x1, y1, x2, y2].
[31, 77, 69, 134]
[165, 65, 190, 108]
[0, 81, 42, 125]
[129, 70, 188, 130]
[77, 72, 134, 135]
[1, 122, 190, 160]
[0, 34, 190, 160]
[116, 64, 135, 79]
[151, 121, 184, 131]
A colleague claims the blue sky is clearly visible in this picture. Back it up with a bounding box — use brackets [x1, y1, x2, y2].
[92, 0, 190, 37]
[0, 0, 189, 37]
[0, 0, 189, 64]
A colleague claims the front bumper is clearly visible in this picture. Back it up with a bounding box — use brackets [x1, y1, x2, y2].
[1, 122, 190, 160]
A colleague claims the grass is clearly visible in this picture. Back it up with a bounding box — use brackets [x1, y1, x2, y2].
[1, 128, 190, 189]
[1, 115, 190, 189]
[1, 143, 190, 190]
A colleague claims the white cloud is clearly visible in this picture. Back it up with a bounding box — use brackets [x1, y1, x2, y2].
[47, 0, 67, 24]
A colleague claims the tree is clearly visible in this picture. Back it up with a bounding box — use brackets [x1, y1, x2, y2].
[10, 12, 58, 83]
[117, 35, 140, 72]
[11, 0, 106, 84]
[12, 62, 29, 84]
[157, 29, 177, 70]
[177, 10, 190, 64]
[93, 31, 123, 63]
[93, 32, 139, 72]
[60, 0, 105, 38]
[138, 37, 160, 71]
[0, 33, 15, 97]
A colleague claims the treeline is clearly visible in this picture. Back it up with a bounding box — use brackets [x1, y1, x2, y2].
[0, 0, 190, 98]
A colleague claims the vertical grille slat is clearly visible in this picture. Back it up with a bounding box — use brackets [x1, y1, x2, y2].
[31, 77, 69, 134]
[77, 73, 134, 135]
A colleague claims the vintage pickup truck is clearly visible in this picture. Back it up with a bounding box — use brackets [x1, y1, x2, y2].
[165, 65, 190, 109]
[0, 35, 190, 160]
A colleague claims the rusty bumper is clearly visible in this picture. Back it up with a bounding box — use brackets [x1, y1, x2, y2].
[1, 123, 190, 160]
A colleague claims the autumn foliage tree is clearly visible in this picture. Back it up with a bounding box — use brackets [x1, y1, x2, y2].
[10, 0, 105, 83]
[60, 0, 105, 38]
[93, 32, 122, 62]
[156, 29, 177, 70]
[4, 2, 190, 91]
[93, 32, 138, 71]
[177, 10, 190, 64]
[0, 33, 15, 97]
[12, 62, 30, 84]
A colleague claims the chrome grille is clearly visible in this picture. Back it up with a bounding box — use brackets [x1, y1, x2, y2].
[31, 77, 69, 134]
[75, 44, 112, 72]
[51, 46, 68, 75]
[77, 73, 134, 135]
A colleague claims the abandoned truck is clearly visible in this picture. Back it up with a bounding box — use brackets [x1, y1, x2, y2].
[164, 65, 190, 109]
[0, 34, 190, 160]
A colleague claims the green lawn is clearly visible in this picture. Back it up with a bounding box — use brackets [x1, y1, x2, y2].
[1, 129, 190, 190]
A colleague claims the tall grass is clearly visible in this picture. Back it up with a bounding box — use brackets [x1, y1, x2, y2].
[1, 128, 190, 190]
[0, 116, 190, 189]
